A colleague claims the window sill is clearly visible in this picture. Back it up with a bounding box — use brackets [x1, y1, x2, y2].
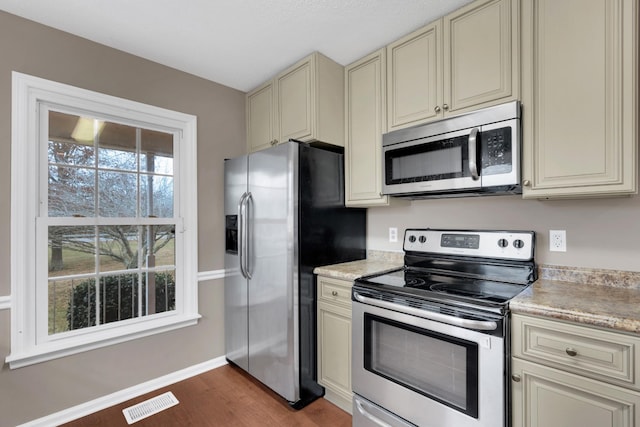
[6, 313, 201, 369]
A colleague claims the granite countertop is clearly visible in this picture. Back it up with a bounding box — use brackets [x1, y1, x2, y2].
[314, 250, 404, 281]
[511, 266, 640, 334]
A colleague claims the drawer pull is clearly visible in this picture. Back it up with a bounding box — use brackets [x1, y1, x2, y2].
[566, 348, 578, 357]
[331, 291, 339, 297]
[511, 374, 521, 382]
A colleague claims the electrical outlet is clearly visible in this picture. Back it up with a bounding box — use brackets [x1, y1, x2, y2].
[549, 230, 567, 252]
[389, 227, 398, 243]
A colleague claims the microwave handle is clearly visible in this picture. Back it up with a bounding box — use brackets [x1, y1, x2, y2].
[469, 127, 480, 180]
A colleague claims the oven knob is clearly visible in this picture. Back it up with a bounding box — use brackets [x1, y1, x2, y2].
[408, 235, 417, 243]
[513, 239, 525, 249]
[419, 235, 426, 243]
[498, 238, 509, 248]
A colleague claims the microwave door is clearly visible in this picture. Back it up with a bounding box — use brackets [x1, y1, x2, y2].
[382, 127, 481, 195]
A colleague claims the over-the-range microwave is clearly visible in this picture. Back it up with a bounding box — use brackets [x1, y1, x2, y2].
[382, 101, 521, 199]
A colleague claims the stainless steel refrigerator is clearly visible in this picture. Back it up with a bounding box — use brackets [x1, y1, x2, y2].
[224, 140, 366, 408]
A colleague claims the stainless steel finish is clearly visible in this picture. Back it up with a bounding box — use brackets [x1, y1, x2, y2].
[383, 101, 520, 147]
[512, 374, 522, 382]
[243, 193, 253, 279]
[434, 105, 441, 113]
[353, 395, 417, 427]
[246, 143, 299, 403]
[468, 127, 479, 180]
[352, 299, 505, 427]
[443, 103, 449, 111]
[403, 229, 535, 261]
[224, 156, 249, 372]
[566, 348, 578, 357]
[353, 291, 498, 331]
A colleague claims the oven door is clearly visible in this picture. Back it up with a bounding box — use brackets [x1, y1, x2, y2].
[352, 295, 506, 427]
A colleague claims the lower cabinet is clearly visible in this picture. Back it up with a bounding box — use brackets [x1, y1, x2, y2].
[511, 314, 640, 427]
[317, 276, 353, 413]
[512, 358, 640, 427]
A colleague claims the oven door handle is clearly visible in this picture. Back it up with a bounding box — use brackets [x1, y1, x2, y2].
[355, 398, 394, 427]
[353, 292, 498, 331]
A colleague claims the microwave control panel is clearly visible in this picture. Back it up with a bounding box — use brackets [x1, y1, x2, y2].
[481, 126, 512, 175]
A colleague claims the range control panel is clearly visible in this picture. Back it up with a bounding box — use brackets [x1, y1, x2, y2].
[403, 229, 534, 261]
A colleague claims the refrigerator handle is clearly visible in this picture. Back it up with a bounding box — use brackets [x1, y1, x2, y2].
[237, 192, 249, 279]
[244, 192, 253, 279]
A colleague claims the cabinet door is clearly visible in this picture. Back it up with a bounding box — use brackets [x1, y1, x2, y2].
[246, 81, 276, 153]
[512, 358, 640, 427]
[345, 49, 392, 207]
[317, 300, 352, 411]
[521, 0, 637, 198]
[444, 0, 518, 114]
[387, 21, 442, 131]
[277, 55, 314, 142]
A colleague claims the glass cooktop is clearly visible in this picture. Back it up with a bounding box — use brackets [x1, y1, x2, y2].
[358, 268, 529, 305]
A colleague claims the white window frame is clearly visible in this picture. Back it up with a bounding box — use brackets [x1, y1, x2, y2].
[8, 72, 200, 369]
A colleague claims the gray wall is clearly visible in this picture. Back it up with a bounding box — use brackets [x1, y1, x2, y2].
[0, 11, 245, 426]
[368, 193, 640, 272]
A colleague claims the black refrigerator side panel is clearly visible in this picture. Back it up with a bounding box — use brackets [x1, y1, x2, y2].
[297, 144, 367, 405]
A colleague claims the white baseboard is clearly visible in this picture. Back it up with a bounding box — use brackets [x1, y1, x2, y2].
[18, 356, 228, 427]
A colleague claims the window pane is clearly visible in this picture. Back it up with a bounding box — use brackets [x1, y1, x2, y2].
[98, 171, 137, 217]
[141, 175, 174, 217]
[98, 122, 137, 171]
[63, 278, 97, 333]
[99, 273, 140, 325]
[48, 166, 95, 217]
[48, 111, 96, 166]
[48, 226, 96, 277]
[141, 225, 175, 268]
[141, 129, 173, 174]
[99, 225, 140, 272]
[142, 270, 176, 315]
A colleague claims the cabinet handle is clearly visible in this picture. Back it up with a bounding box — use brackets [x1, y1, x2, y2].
[443, 104, 449, 111]
[270, 139, 279, 146]
[434, 105, 441, 113]
[522, 180, 531, 187]
[566, 348, 578, 357]
[331, 290, 339, 297]
[511, 374, 521, 382]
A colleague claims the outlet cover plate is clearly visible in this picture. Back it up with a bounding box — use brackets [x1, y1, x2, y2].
[549, 230, 567, 252]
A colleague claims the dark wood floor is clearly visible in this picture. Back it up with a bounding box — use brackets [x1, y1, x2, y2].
[61, 364, 351, 427]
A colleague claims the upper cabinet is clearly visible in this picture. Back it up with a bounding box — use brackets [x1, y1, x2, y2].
[521, 0, 638, 198]
[246, 52, 344, 153]
[344, 49, 398, 207]
[387, 0, 519, 131]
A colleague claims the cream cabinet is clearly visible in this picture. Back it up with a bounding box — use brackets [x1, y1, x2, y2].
[387, 0, 519, 131]
[344, 49, 397, 207]
[511, 314, 640, 427]
[317, 275, 352, 413]
[245, 52, 344, 153]
[521, 0, 638, 198]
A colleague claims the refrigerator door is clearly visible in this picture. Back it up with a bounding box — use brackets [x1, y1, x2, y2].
[224, 155, 249, 371]
[247, 142, 299, 403]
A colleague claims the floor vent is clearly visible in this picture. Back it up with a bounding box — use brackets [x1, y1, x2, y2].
[122, 391, 179, 424]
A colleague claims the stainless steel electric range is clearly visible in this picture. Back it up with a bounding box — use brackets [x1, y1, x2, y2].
[352, 229, 537, 427]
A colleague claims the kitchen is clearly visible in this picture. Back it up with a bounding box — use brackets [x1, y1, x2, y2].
[0, 0, 638, 426]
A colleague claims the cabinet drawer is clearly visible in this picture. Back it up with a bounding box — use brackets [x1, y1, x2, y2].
[318, 276, 352, 307]
[512, 314, 640, 390]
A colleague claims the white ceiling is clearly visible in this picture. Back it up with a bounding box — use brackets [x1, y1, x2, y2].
[0, 0, 474, 92]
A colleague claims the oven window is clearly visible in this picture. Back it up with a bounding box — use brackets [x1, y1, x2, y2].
[385, 135, 469, 184]
[363, 313, 479, 418]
